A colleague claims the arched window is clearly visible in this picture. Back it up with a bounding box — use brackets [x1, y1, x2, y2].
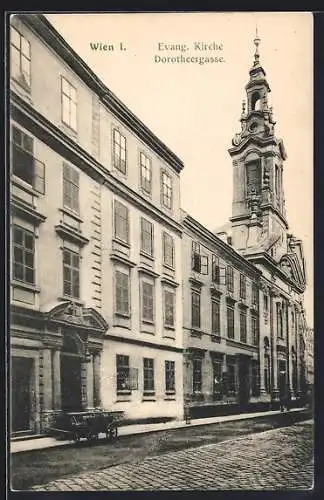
[251, 91, 261, 111]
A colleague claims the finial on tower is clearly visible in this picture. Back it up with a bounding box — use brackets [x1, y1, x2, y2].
[253, 25, 261, 66]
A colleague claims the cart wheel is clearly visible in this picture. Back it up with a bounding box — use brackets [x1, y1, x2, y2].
[110, 426, 118, 440]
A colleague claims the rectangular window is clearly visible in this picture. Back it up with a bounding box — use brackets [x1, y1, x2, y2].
[143, 358, 155, 394]
[61, 76, 77, 130]
[165, 360, 175, 393]
[239, 309, 247, 343]
[227, 361, 237, 394]
[191, 241, 208, 275]
[140, 152, 152, 194]
[113, 128, 127, 174]
[252, 283, 259, 307]
[164, 289, 175, 328]
[240, 274, 246, 299]
[11, 26, 31, 88]
[142, 281, 154, 322]
[115, 270, 130, 316]
[116, 354, 130, 393]
[63, 163, 79, 213]
[12, 225, 35, 284]
[162, 232, 174, 268]
[246, 160, 261, 196]
[226, 266, 234, 292]
[114, 200, 129, 244]
[251, 314, 259, 346]
[227, 305, 235, 339]
[161, 170, 172, 209]
[212, 254, 220, 283]
[211, 300, 220, 335]
[191, 291, 201, 329]
[11, 126, 45, 194]
[140, 218, 153, 256]
[63, 247, 80, 298]
[192, 358, 202, 392]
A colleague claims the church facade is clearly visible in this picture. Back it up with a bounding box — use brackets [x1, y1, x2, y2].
[182, 33, 308, 417]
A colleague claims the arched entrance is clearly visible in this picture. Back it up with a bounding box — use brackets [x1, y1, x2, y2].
[60, 333, 84, 412]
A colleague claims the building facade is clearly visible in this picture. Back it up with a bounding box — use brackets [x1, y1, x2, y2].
[10, 13, 184, 436]
[9, 15, 310, 437]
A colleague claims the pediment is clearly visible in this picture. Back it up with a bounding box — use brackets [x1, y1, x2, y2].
[279, 252, 306, 291]
[46, 301, 108, 332]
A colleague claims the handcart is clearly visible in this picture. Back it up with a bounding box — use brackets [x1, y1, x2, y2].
[50, 409, 125, 443]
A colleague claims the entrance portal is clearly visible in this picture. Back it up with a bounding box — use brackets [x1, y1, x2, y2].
[60, 334, 83, 411]
[12, 357, 33, 432]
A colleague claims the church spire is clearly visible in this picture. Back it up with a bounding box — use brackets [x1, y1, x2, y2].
[253, 26, 261, 67]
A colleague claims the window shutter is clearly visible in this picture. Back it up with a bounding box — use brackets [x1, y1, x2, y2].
[34, 159, 45, 194]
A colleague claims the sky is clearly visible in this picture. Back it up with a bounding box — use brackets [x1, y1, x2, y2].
[45, 12, 313, 327]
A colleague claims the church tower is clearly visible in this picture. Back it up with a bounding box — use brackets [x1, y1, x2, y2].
[228, 31, 289, 261]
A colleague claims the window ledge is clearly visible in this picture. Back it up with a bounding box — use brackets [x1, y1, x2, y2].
[12, 280, 40, 293]
[140, 251, 154, 261]
[115, 312, 131, 319]
[162, 262, 175, 272]
[113, 238, 130, 249]
[61, 120, 78, 136]
[142, 319, 155, 326]
[11, 175, 40, 198]
[138, 266, 159, 279]
[11, 75, 31, 93]
[110, 252, 136, 268]
[164, 397, 176, 401]
[161, 276, 179, 288]
[164, 325, 175, 332]
[55, 224, 89, 247]
[59, 207, 83, 223]
[11, 198, 47, 226]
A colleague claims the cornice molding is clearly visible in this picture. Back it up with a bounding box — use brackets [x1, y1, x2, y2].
[11, 197, 47, 226]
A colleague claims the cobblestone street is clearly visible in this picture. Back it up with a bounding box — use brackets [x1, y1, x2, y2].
[30, 420, 313, 491]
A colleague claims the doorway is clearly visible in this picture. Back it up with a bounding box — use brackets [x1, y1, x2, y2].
[238, 357, 250, 407]
[60, 334, 83, 412]
[11, 357, 33, 433]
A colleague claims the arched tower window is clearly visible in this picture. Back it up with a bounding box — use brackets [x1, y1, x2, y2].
[251, 91, 262, 111]
[246, 160, 261, 196]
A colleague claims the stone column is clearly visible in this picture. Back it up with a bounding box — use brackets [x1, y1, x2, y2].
[42, 348, 53, 410]
[93, 352, 102, 408]
[52, 349, 61, 410]
[295, 307, 301, 396]
[287, 302, 294, 397]
[81, 362, 88, 410]
[86, 355, 94, 409]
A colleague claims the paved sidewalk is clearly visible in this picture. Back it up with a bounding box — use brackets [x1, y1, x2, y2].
[11, 407, 305, 454]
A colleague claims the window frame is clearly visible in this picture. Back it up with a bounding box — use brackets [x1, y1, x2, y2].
[227, 304, 235, 339]
[192, 357, 202, 393]
[12, 225, 35, 285]
[239, 308, 247, 343]
[211, 299, 220, 335]
[116, 354, 130, 393]
[114, 200, 130, 244]
[161, 169, 173, 209]
[63, 246, 80, 299]
[162, 232, 174, 269]
[191, 291, 201, 329]
[140, 217, 154, 257]
[239, 274, 246, 299]
[139, 151, 152, 194]
[143, 357, 155, 395]
[10, 26, 31, 89]
[251, 313, 259, 346]
[115, 269, 130, 317]
[113, 128, 127, 175]
[141, 279, 155, 323]
[163, 288, 175, 328]
[63, 163, 80, 214]
[61, 76, 77, 131]
[165, 360, 176, 394]
[226, 266, 234, 292]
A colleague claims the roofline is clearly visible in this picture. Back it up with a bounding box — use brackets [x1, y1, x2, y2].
[183, 213, 261, 278]
[16, 13, 184, 174]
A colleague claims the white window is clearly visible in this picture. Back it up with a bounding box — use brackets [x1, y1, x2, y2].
[63, 163, 79, 213]
[161, 170, 172, 209]
[113, 129, 127, 174]
[141, 281, 154, 322]
[12, 225, 35, 284]
[164, 289, 175, 328]
[162, 232, 174, 268]
[114, 200, 129, 244]
[61, 76, 77, 130]
[63, 247, 80, 299]
[140, 152, 152, 193]
[11, 26, 31, 88]
[140, 218, 153, 256]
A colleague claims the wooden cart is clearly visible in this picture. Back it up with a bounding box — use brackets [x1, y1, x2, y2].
[50, 410, 125, 442]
